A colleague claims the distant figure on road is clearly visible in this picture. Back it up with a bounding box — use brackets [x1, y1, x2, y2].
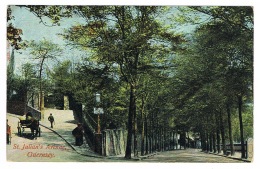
[72, 123, 84, 146]
[48, 113, 55, 128]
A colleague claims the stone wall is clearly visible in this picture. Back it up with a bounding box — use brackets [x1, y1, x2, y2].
[7, 101, 25, 115]
[247, 138, 253, 161]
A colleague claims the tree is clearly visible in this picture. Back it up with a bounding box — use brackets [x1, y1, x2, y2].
[7, 6, 23, 50]
[21, 63, 38, 107]
[7, 6, 24, 101]
[14, 5, 253, 159]
[26, 39, 62, 113]
[170, 6, 253, 157]
[59, 6, 183, 158]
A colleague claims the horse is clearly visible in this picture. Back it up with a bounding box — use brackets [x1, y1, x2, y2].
[30, 118, 40, 139]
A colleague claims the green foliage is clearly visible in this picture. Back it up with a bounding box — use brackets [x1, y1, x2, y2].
[232, 104, 253, 142]
[50, 60, 73, 94]
[168, 6, 253, 139]
[7, 6, 23, 50]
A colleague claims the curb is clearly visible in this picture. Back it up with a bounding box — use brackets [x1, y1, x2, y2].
[205, 151, 251, 163]
[7, 113, 158, 161]
[106, 153, 157, 161]
[40, 123, 104, 158]
[39, 123, 159, 161]
[138, 153, 157, 160]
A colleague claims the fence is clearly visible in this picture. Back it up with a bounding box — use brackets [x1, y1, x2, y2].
[102, 129, 127, 156]
[220, 138, 254, 160]
[225, 143, 247, 152]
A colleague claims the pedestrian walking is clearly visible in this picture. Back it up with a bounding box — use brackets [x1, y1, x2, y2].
[48, 113, 55, 128]
[72, 123, 84, 146]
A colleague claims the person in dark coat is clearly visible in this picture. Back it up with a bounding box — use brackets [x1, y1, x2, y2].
[48, 113, 55, 128]
[72, 123, 84, 146]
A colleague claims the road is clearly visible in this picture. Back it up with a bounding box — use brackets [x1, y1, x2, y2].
[6, 111, 118, 162]
[141, 149, 245, 163]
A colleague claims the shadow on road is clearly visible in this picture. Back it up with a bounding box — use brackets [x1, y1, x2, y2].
[64, 120, 78, 124]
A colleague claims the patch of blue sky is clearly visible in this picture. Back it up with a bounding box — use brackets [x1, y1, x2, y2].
[10, 5, 208, 75]
[10, 5, 87, 75]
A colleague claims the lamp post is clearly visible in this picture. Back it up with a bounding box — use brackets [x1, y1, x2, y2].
[94, 93, 103, 134]
[94, 93, 103, 154]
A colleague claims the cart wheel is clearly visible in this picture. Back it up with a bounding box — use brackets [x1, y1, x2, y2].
[38, 127, 41, 137]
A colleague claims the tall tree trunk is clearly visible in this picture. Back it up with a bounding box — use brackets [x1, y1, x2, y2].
[133, 103, 138, 157]
[172, 131, 175, 150]
[200, 131, 205, 151]
[23, 86, 28, 115]
[220, 110, 227, 155]
[39, 57, 46, 119]
[238, 95, 246, 158]
[162, 128, 165, 151]
[158, 127, 162, 151]
[145, 113, 149, 155]
[163, 127, 168, 151]
[209, 133, 213, 152]
[187, 132, 190, 148]
[140, 96, 145, 156]
[152, 111, 155, 152]
[215, 112, 221, 153]
[176, 131, 179, 150]
[183, 132, 187, 150]
[227, 103, 235, 156]
[149, 112, 153, 153]
[125, 84, 136, 159]
[206, 133, 209, 152]
[156, 112, 159, 151]
[213, 131, 216, 153]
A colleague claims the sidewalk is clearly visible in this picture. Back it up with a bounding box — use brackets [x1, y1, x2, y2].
[40, 109, 102, 158]
[40, 109, 156, 161]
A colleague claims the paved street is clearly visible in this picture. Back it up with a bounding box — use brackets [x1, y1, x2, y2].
[141, 149, 245, 163]
[6, 109, 247, 163]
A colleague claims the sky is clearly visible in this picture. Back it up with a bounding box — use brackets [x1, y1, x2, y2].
[10, 5, 87, 75]
[9, 5, 208, 76]
[9, 6, 184, 75]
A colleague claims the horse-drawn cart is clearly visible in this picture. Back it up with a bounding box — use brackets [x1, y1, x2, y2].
[17, 117, 41, 138]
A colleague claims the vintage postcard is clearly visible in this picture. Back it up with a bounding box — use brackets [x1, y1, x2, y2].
[4, 2, 255, 168]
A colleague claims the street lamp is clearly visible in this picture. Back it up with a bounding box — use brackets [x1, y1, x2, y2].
[94, 93, 104, 155]
[94, 93, 104, 134]
[96, 93, 101, 103]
